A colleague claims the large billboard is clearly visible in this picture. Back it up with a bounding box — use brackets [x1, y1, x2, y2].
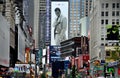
[51, 0, 68, 45]
[0, 13, 10, 67]
[18, 26, 25, 62]
[106, 25, 119, 40]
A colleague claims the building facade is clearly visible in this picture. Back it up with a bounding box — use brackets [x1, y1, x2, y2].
[0, 0, 35, 68]
[90, 0, 120, 61]
[33, 0, 49, 49]
[69, 0, 92, 38]
[80, 17, 90, 37]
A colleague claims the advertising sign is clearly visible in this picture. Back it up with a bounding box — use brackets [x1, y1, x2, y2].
[50, 46, 61, 62]
[106, 25, 119, 40]
[14, 64, 35, 73]
[51, 0, 68, 45]
[0, 13, 10, 67]
[18, 26, 25, 62]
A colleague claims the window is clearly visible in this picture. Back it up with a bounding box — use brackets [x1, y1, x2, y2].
[112, 3, 115, 8]
[105, 43, 108, 46]
[112, 11, 115, 16]
[105, 19, 108, 24]
[101, 12, 104, 16]
[102, 3, 104, 8]
[101, 20, 104, 24]
[112, 19, 115, 24]
[106, 51, 110, 56]
[116, 19, 119, 24]
[106, 3, 109, 8]
[116, 11, 119, 16]
[101, 38, 104, 40]
[112, 21, 115, 25]
[117, 3, 119, 8]
[105, 11, 108, 16]
[101, 43, 104, 46]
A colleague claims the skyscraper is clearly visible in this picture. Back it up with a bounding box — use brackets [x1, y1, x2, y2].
[69, 0, 92, 38]
[33, 0, 49, 48]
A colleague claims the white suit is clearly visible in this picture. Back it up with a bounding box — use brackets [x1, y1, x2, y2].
[53, 14, 67, 45]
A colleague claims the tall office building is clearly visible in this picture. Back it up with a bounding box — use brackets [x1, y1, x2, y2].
[33, 0, 40, 49]
[33, 0, 50, 47]
[90, 0, 120, 60]
[69, 0, 92, 38]
[80, 0, 92, 18]
[39, 0, 47, 48]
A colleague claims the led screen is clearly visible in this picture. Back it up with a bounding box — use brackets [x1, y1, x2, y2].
[106, 25, 119, 40]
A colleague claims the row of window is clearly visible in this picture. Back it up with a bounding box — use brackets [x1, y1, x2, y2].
[102, 3, 120, 8]
[101, 11, 120, 16]
[101, 19, 119, 25]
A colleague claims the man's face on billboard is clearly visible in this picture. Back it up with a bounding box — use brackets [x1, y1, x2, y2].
[55, 10, 61, 17]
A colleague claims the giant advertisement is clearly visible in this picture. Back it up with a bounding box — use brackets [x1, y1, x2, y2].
[106, 25, 120, 40]
[18, 26, 25, 62]
[0, 13, 10, 67]
[51, 0, 68, 45]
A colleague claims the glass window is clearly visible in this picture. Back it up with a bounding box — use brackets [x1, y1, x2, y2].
[101, 38, 104, 40]
[106, 3, 109, 8]
[106, 51, 110, 56]
[112, 3, 115, 8]
[102, 3, 104, 8]
[101, 20, 104, 24]
[105, 11, 108, 16]
[112, 19, 115, 25]
[112, 21, 115, 25]
[101, 43, 104, 46]
[116, 21, 119, 25]
[101, 12, 104, 16]
[116, 3, 119, 8]
[105, 19, 108, 24]
[112, 11, 115, 16]
[116, 19, 119, 24]
[116, 11, 119, 16]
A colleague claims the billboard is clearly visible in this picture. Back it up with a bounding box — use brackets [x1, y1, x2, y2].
[106, 25, 119, 40]
[51, 0, 68, 45]
[18, 26, 25, 62]
[50, 46, 61, 62]
[0, 13, 10, 67]
[14, 64, 37, 73]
